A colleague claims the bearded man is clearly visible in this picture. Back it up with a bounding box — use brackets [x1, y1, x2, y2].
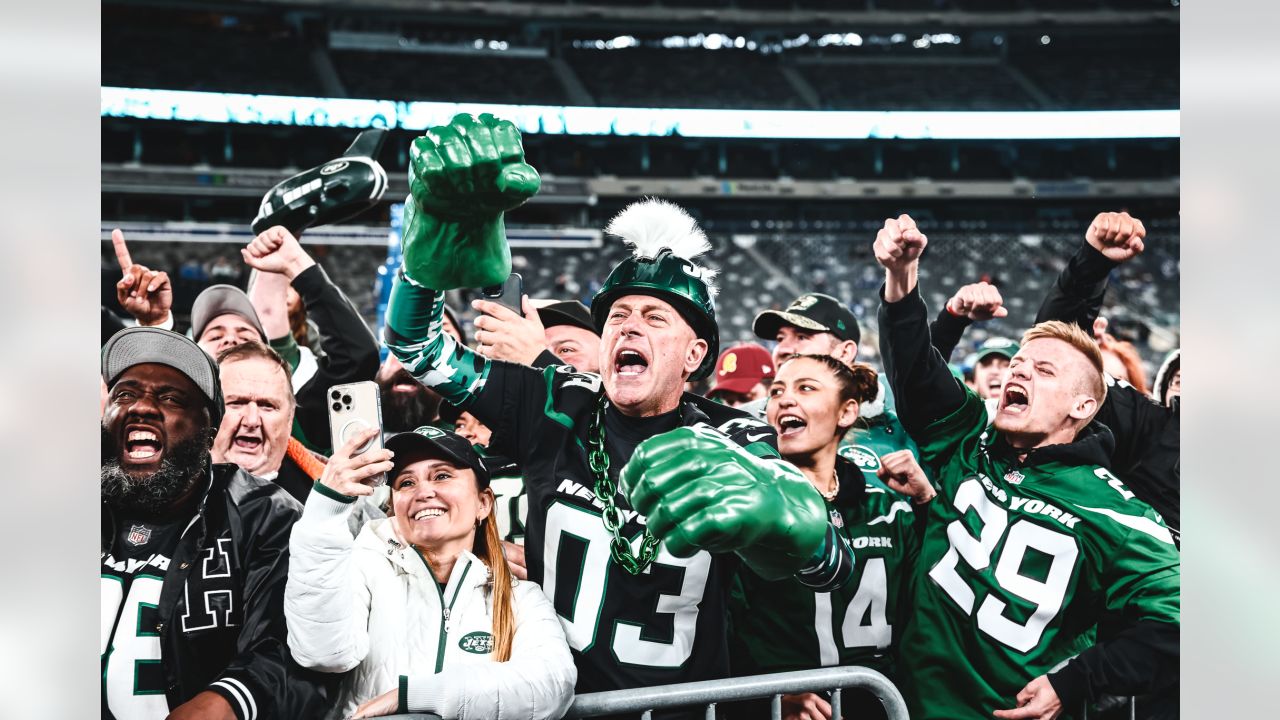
[101, 327, 328, 719]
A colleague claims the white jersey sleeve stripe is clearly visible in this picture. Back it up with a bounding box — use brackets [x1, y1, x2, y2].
[1077, 506, 1175, 545]
[212, 678, 258, 720]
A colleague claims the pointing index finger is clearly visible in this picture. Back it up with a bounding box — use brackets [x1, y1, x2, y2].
[112, 229, 133, 273]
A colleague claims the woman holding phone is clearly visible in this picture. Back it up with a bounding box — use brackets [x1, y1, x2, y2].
[729, 355, 935, 720]
[284, 425, 576, 720]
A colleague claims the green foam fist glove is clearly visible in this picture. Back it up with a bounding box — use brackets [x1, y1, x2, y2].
[619, 425, 828, 580]
[402, 113, 541, 290]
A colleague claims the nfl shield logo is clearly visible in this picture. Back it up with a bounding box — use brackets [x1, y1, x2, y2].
[829, 509, 844, 529]
[127, 524, 151, 546]
[1004, 470, 1025, 485]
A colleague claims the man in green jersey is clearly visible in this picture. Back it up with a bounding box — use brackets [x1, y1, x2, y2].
[379, 113, 855, 711]
[874, 214, 1179, 720]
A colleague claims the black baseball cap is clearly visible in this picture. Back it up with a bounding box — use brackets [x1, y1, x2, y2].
[537, 300, 597, 335]
[384, 426, 491, 487]
[753, 293, 860, 344]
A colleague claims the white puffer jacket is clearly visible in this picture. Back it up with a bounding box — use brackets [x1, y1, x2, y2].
[284, 487, 577, 720]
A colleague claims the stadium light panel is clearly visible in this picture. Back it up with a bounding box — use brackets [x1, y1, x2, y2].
[101, 87, 1180, 140]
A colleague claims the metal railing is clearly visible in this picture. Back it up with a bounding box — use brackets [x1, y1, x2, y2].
[371, 666, 1140, 720]
[564, 666, 907, 720]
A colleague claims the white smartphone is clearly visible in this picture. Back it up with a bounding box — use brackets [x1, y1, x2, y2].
[327, 380, 387, 487]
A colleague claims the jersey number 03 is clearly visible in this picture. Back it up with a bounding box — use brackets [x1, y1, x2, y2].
[543, 501, 710, 668]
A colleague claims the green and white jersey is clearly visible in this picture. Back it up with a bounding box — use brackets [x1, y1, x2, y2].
[729, 457, 919, 679]
[488, 469, 527, 544]
[899, 390, 1180, 720]
[101, 516, 187, 719]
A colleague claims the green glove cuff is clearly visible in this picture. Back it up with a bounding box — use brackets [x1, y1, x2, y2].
[384, 268, 440, 344]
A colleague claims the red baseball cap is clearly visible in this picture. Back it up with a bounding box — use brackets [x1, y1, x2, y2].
[708, 343, 775, 398]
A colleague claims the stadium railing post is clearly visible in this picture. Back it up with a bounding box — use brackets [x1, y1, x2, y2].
[558, 666, 907, 720]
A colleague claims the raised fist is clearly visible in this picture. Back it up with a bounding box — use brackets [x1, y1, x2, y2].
[1085, 211, 1146, 264]
[112, 229, 172, 327]
[402, 113, 541, 290]
[946, 281, 1009, 321]
[875, 450, 936, 505]
[874, 214, 928, 274]
[241, 225, 316, 280]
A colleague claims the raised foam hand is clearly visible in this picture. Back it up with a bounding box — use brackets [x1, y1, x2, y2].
[402, 113, 541, 290]
[619, 426, 828, 580]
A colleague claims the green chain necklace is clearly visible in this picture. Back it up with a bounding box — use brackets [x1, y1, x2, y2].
[587, 391, 662, 575]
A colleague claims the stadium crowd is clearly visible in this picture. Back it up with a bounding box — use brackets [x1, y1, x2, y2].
[101, 115, 1179, 720]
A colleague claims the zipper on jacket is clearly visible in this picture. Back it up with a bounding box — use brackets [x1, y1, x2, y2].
[414, 552, 472, 673]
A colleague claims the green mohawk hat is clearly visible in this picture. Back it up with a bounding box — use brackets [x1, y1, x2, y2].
[591, 198, 720, 381]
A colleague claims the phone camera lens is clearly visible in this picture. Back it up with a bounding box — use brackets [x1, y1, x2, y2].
[342, 395, 353, 405]
[332, 402, 342, 412]
[331, 390, 341, 400]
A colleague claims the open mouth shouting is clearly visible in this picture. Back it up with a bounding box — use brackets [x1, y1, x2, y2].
[123, 423, 165, 465]
[1000, 382, 1030, 415]
[232, 432, 263, 454]
[614, 348, 650, 378]
[776, 412, 809, 438]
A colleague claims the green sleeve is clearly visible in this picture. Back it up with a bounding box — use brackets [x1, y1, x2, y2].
[1102, 514, 1181, 628]
[914, 388, 989, 472]
[383, 268, 491, 408]
[269, 332, 301, 372]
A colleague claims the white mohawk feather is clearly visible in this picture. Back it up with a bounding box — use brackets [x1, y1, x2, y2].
[605, 197, 719, 297]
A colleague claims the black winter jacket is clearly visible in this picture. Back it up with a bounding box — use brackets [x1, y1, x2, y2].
[1035, 242, 1180, 541]
[102, 464, 332, 719]
[289, 263, 380, 454]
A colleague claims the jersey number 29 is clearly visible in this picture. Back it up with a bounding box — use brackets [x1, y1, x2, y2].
[929, 478, 1079, 652]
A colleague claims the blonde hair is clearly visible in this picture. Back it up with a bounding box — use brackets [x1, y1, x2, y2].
[1020, 321, 1106, 404]
[472, 488, 515, 662]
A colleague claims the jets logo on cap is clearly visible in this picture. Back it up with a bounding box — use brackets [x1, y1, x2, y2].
[790, 295, 819, 311]
[415, 426, 447, 439]
[320, 161, 350, 175]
